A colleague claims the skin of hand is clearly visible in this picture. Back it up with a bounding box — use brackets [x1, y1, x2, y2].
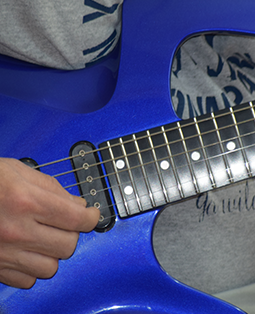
[0, 158, 100, 289]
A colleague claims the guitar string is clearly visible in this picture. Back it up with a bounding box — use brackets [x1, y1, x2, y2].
[36, 102, 254, 170]
[35, 113, 255, 188]
[54, 127, 255, 183]
[86, 103, 255, 221]
[31, 116, 255, 213]
[63, 139, 255, 191]
[64, 141, 255, 206]
[34, 101, 255, 171]
[82, 102, 255, 220]
[25, 102, 255, 220]
[76, 154, 253, 221]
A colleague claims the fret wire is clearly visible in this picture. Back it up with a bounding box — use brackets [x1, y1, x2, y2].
[119, 137, 143, 212]
[107, 140, 130, 216]
[133, 134, 156, 207]
[177, 121, 200, 194]
[161, 126, 184, 198]
[57, 128, 255, 185]
[81, 158, 247, 203]
[249, 101, 255, 174]
[194, 117, 216, 188]
[211, 112, 233, 183]
[104, 102, 255, 155]
[32, 102, 255, 190]
[79, 155, 252, 219]
[34, 104, 255, 174]
[249, 101, 255, 121]
[35, 101, 255, 170]
[93, 169, 244, 220]
[99, 115, 255, 163]
[81, 168, 184, 210]
[64, 127, 255, 189]
[97, 110, 255, 161]
[147, 130, 169, 203]
[65, 140, 255, 206]
[100, 111, 255, 162]
[174, 116, 255, 149]
[230, 107, 251, 177]
[65, 140, 255, 191]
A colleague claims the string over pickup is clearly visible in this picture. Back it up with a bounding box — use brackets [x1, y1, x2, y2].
[70, 141, 115, 232]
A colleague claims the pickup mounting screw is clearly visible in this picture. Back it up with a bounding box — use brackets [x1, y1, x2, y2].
[79, 150, 86, 157]
[86, 176, 93, 183]
[90, 189, 97, 196]
[94, 202, 100, 209]
[83, 163, 89, 170]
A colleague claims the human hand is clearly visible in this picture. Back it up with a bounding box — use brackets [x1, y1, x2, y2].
[0, 158, 99, 289]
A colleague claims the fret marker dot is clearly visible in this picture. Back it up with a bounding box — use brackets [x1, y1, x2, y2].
[226, 141, 236, 151]
[160, 160, 170, 170]
[116, 159, 125, 169]
[191, 151, 201, 161]
[124, 186, 133, 195]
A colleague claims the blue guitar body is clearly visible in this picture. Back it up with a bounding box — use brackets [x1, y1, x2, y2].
[0, 0, 255, 312]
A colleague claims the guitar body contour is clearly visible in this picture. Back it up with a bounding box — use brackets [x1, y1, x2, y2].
[0, 0, 255, 313]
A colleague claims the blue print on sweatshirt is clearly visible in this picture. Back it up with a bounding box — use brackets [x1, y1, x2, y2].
[83, 0, 120, 65]
[172, 35, 255, 119]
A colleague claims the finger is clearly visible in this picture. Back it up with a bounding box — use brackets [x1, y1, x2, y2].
[70, 195, 87, 207]
[26, 224, 79, 259]
[33, 186, 100, 232]
[3, 158, 72, 199]
[11, 250, 59, 279]
[21, 165, 69, 198]
[3, 250, 59, 281]
[13, 159, 89, 208]
[2, 158, 89, 215]
[0, 268, 36, 289]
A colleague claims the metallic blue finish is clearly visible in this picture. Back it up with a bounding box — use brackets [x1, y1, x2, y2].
[0, 0, 255, 312]
[0, 41, 120, 114]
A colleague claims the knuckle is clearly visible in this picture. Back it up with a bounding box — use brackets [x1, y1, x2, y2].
[17, 194, 32, 211]
[61, 232, 79, 259]
[42, 258, 59, 279]
[13, 187, 33, 213]
[48, 175, 60, 186]
[71, 195, 87, 207]
[47, 175, 65, 193]
[0, 268, 36, 289]
[83, 207, 100, 232]
[39, 173, 64, 194]
[21, 277, 37, 289]
[68, 210, 83, 230]
[68, 207, 99, 232]
[0, 223, 24, 244]
[1, 158, 19, 170]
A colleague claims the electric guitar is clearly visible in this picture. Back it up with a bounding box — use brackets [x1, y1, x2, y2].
[0, 0, 254, 312]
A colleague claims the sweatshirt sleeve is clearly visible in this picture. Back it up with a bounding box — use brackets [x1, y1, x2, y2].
[0, 0, 123, 70]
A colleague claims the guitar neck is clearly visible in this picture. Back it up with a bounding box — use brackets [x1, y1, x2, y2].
[99, 101, 255, 218]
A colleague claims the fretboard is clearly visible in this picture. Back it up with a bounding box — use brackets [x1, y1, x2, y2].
[99, 101, 255, 218]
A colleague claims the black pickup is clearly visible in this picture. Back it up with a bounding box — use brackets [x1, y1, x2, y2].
[70, 142, 115, 232]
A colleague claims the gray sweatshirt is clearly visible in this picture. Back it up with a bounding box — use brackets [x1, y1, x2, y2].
[0, 0, 122, 69]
